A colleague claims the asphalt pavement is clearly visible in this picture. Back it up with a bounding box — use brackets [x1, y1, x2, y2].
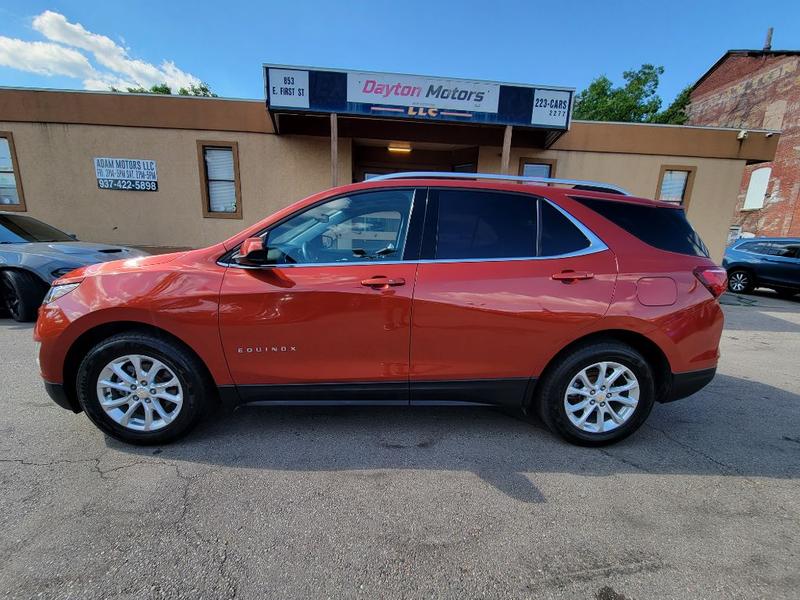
[0, 291, 798, 599]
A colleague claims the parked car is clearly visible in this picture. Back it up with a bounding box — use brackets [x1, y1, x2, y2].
[0, 212, 148, 321]
[34, 174, 726, 446]
[723, 237, 800, 297]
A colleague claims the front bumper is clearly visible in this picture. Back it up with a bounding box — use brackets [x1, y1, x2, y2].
[661, 367, 717, 403]
[43, 380, 81, 413]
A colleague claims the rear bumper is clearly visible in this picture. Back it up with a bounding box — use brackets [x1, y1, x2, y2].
[43, 380, 81, 413]
[661, 367, 716, 403]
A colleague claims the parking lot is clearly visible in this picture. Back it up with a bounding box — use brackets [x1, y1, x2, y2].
[0, 292, 798, 599]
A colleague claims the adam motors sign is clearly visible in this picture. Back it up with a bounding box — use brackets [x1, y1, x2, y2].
[265, 65, 573, 130]
[94, 157, 158, 192]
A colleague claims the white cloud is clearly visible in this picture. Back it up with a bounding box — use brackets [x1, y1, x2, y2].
[0, 10, 201, 92]
[0, 37, 94, 79]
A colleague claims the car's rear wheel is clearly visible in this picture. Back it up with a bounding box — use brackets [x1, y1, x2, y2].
[727, 270, 754, 294]
[0, 270, 47, 322]
[536, 341, 655, 446]
[76, 332, 210, 444]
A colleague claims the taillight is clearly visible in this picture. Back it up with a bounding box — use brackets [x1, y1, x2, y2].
[694, 266, 727, 298]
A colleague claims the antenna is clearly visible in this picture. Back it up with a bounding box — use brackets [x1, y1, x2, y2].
[763, 27, 773, 51]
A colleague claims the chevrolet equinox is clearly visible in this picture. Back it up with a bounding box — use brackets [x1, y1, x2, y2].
[34, 174, 727, 446]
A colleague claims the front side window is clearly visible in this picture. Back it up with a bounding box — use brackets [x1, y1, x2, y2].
[0, 133, 25, 211]
[199, 141, 241, 218]
[265, 189, 413, 264]
[434, 190, 537, 260]
[657, 166, 695, 205]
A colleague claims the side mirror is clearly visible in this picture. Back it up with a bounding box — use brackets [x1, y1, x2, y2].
[234, 237, 270, 266]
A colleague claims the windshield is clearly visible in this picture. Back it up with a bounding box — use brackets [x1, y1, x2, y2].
[0, 214, 75, 243]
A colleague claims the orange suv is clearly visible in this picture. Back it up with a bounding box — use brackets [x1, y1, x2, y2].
[34, 173, 726, 446]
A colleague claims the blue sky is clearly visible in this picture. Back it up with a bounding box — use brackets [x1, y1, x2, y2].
[1, 0, 799, 105]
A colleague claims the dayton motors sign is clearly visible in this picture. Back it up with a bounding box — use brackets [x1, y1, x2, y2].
[264, 65, 573, 130]
[346, 72, 500, 113]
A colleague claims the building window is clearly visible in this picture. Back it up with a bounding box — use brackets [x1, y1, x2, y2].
[519, 158, 556, 180]
[656, 165, 696, 206]
[0, 132, 25, 211]
[742, 167, 771, 211]
[198, 141, 241, 219]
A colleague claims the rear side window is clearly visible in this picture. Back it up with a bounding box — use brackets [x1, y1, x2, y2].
[540, 201, 591, 256]
[572, 196, 709, 257]
[435, 190, 537, 259]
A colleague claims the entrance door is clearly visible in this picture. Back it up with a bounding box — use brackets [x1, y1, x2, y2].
[409, 188, 618, 406]
[353, 144, 478, 182]
[219, 188, 421, 402]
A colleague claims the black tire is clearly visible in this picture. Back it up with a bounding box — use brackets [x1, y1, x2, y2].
[0, 270, 47, 322]
[727, 270, 754, 294]
[535, 341, 656, 446]
[76, 332, 211, 445]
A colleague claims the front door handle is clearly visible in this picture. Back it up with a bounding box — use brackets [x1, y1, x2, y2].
[551, 270, 594, 282]
[361, 276, 406, 288]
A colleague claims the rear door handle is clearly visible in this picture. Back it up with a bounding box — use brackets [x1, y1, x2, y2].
[551, 271, 594, 281]
[361, 276, 406, 288]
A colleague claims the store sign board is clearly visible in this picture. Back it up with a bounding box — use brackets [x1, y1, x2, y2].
[265, 65, 573, 130]
[345, 72, 500, 113]
[94, 157, 158, 192]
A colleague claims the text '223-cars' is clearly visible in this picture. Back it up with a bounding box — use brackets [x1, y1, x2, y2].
[34, 173, 726, 446]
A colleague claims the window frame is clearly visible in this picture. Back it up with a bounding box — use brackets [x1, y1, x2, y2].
[220, 186, 608, 268]
[655, 165, 696, 208]
[518, 157, 557, 180]
[197, 140, 242, 220]
[0, 131, 26, 212]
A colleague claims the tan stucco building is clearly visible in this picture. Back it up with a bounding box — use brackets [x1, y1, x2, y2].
[0, 78, 779, 261]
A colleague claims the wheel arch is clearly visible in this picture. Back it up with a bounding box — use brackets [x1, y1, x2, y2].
[726, 264, 757, 281]
[62, 321, 220, 413]
[0, 265, 49, 286]
[526, 329, 672, 409]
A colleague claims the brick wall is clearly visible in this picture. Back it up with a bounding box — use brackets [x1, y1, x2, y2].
[687, 52, 800, 237]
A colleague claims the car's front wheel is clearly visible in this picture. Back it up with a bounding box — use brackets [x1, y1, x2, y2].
[727, 270, 754, 294]
[0, 270, 47, 322]
[536, 341, 655, 446]
[76, 332, 211, 444]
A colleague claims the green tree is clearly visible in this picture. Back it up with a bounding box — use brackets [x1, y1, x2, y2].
[177, 82, 217, 97]
[110, 82, 217, 97]
[573, 65, 690, 125]
[651, 85, 691, 125]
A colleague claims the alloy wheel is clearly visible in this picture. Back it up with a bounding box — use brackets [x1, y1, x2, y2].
[563, 361, 640, 434]
[96, 354, 183, 432]
[729, 272, 749, 292]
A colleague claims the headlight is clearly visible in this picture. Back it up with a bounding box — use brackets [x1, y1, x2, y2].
[42, 282, 80, 304]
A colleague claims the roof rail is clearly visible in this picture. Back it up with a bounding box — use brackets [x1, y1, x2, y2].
[368, 171, 631, 195]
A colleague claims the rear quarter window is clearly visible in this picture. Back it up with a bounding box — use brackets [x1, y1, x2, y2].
[572, 196, 709, 258]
